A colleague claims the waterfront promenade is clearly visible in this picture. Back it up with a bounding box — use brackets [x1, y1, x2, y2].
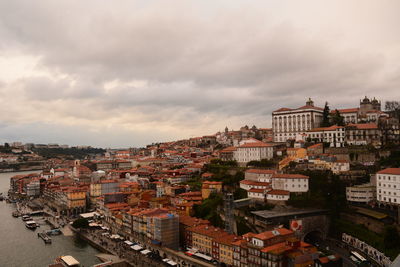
[78, 228, 215, 267]
[15, 199, 213, 266]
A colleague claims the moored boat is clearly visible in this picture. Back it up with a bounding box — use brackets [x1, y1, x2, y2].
[38, 232, 52, 244]
[22, 215, 32, 221]
[46, 228, 62, 235]
[25, 220, 38, 230]
[12, 211, 20, 217]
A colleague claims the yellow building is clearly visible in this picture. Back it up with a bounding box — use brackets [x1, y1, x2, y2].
[215, 234, 237, 266]
[201, 181, 223, 199]
[189, 225, 221, 254]
[287, 148, 307, 159]
[89, 183, 102, 204]
[66, 189, 86, 209]
[279, 148, 307, 170]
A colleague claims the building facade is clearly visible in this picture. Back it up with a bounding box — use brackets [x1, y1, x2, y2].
[272, 99, 324, 142]
[376, 168, 400, 206]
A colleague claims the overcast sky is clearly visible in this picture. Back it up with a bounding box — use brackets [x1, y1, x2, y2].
[0, 0, 399, 148]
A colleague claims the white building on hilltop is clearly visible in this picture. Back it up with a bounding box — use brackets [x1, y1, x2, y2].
[376, 168, 400, 206]
[272, 98, 324, 142]
[233, 140, 274, 165]
[306, 125, 345, 147]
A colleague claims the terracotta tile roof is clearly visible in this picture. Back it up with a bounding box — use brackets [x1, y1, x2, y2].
[347, 123, 378, 130]
[273, 107, 293, 112]
[377, 168, 400, 175]
[248, 188, 266, 193]
[214, 234, 241, 246]
[272, 174, 309, 179]
[240, 180, 271, 186]
[309, 125, 344, 132]
[246, 169, 276, 174]
[331, 108, 359, 113]
[296, 105, 324, 111]
[203, 181, 222, 185]
[261, 242, 288, 253]
[307, 143, 323, 149]
[253, 228, 293, 241]
[267, 189, 290, 196]
[318, 257, 330, 263]
[238, 141, 273, 148]
[187, 224, 227, 239]
[220, 146, 237, 153]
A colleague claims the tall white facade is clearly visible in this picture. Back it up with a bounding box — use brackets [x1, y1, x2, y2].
[376, 168, 400, 205]
[233, 141, 274, 164]
[306, 125, 345, 147]
[272, 99, 324, 142]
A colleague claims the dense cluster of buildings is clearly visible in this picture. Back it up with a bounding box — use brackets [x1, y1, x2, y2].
[6, 96, 400, 266]
[272, 97, 399, 147]
[347, 167, 400, 208]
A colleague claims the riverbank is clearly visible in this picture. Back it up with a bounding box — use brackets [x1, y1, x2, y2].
[0, 171, 102, 266]
[74, 227, 214, 267]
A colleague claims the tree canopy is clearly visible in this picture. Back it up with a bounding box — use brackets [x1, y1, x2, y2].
[331, 109, 345, 126]
[321, 102, 331, 127]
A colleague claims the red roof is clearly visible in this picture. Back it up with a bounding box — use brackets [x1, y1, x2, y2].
[296, 105, 324, 111]
[307, 143, 323, 149]
[331, 108, 359, 113]
[248, 188, 265, 193]
[309, 125, 344, 132]
[253, 228, 293, 241]
[203, 181, 222, 185]
[246, 169, 276, 175]
[240, 180, 271, 186]
[377, 168, 400, 175]
[219, 146, 237, 153]
[273, 107, 293, 112]
[238, 141, 273, 148]
[347, 123, 378, 130]
[272, 174, 309, 179]
[261, 242, 288, 253]
[267, 189, 290, 195]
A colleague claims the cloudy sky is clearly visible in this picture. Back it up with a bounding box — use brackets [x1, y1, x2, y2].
[0, 0, 399, 148]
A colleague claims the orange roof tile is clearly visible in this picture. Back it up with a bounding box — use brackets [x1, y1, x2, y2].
[272, 174, 309, 179]
[246, 169, 276, 174]
[267, 189, 290, 195]
[377, 168, 400, 175]
[347, 123, 378, 130]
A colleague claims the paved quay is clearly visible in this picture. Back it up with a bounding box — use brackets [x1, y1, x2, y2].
[77, 228, 214, 267]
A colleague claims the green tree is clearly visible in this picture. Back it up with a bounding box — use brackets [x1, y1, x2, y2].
[321, 102, 331, 127]
[233, 188, 248, 200]
[193, 193, 224, 227]
[331, 109, 345, 126]
[384, 226, 400, 249]
[72, 218, 89, 229]
[246, 159, 275, 168]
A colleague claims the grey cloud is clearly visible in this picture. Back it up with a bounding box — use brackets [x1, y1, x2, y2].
[0, 0, 400, 146]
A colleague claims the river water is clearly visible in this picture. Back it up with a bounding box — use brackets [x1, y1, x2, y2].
[0, 171, 102, 267]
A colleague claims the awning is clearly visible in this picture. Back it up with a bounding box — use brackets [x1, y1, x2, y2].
[167, 260, 177, 266]
[131, 245, 143, 251]
[79, 211, 99, 219]
[110, 234, 121, 239]
[124, 240, 133, 246]
[140, 249, 151, 255]
[194, 253, 212, 261]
